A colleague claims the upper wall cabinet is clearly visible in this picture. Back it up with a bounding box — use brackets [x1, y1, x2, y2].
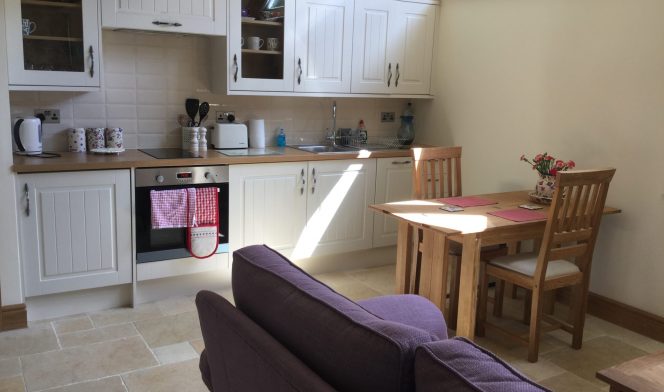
[5, 0, 101, 91]
[101, 0, 227, 36]
[351, 0, 436, 95]
[294, 0, 354, 93]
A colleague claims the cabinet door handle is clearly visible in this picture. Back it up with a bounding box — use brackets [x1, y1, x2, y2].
[395, 63, 400, 87]
[387, 63, 392, 87]
[311, 168, 316, 194]
[152, 21, 183, 27]
[300, 168, 305, 195]
[391, 160, 411, 165]
[233, 54, 238, 83]
[297, 58, 303, 85]
[24, 184, 30, 217]
[88, 46, 94, 78]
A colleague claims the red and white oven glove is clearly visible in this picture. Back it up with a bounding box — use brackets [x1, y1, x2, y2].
[187, 187, 219, 259]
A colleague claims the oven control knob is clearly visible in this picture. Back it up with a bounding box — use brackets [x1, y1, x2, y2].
[204, 172, 212, 180]
[156, 175, 165, 183]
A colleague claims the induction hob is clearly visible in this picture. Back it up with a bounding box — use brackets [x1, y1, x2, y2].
[139, 148, 202, 159]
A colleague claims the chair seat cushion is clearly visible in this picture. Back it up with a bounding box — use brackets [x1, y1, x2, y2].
[488, 253, 579, 279]
[357, 295, 447, 340]
[415, 337, 551, 392]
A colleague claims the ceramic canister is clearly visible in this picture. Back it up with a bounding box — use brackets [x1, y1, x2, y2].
[68, 128, 86, 152]
[85, 128, 105, 150]
[105, 127, 123, 148]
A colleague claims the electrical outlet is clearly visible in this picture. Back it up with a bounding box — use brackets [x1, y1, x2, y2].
[381, 112, 395, 122]
[34, 109, 60, 124]
[215, 111, 236, 122]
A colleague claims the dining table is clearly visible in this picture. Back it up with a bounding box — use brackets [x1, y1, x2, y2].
[369, 190, 621, 340]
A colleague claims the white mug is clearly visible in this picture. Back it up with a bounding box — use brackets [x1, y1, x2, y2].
[240, 37, 245, 47]
[22, 19, 36, 36]
[247, 36, 264, 50]
[266, 37, 279, 51]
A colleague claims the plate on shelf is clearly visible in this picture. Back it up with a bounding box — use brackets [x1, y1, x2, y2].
[241, 17, 256, 21]
[91, 147, 125, 155]
[528, 191, 552, 205]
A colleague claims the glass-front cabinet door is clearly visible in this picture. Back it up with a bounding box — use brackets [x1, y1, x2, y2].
[5, 0, 100, 89]
[228, 0, 294, 92]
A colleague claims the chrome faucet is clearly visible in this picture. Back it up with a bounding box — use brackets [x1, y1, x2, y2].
[327, 101, 337, 146]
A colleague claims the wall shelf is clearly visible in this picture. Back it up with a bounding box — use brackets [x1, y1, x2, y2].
[242, 19, 283, 27]
[23, 35, 83, 42]
[242, 49, 282, 55]
[22, 0, 82, 8]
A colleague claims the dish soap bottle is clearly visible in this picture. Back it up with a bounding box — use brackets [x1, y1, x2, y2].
[357, 120, 367, 144]
[397, 102, 414, 145]
[277, 128, 287, 147]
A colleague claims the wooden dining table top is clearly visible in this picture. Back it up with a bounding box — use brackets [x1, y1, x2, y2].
[369, 190, 621, 236]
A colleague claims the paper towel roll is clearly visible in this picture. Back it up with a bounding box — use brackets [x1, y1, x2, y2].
[248, 119, 266, 148]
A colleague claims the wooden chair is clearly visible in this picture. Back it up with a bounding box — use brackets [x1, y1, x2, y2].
[410, 146, 506, 326]
[477, 168, 616, 362]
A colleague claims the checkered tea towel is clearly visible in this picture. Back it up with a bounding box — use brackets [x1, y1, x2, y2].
[150, 189, 196, 229]
[195, 188, 218, 226]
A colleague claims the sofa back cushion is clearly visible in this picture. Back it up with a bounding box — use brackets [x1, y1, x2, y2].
[415, 338, 552, 392]
[232, 245, 439, 392]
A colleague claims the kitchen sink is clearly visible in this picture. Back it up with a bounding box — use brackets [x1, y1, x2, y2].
[293, 145, 360, 154]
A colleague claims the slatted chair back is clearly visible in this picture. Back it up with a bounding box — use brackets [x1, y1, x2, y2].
[412, 146, 463, 199]
[534, 168, 616, 285]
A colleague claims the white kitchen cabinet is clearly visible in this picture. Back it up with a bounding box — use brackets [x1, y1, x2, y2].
[303, 159, 376, 257]
[5, 0, 101, 90]
[373, 157, 413, 247]
[16, 170, 132, 297]
[351, 0, 436, 95]
[101, 0, 226, 36]
[294, 0, 354, 93]
[227, 0, 295, 92]
[229, 162, 308, 258]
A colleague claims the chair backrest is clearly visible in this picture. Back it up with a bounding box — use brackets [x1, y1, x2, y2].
[412, 146, 462, 199]
[535, 168, 616, 283]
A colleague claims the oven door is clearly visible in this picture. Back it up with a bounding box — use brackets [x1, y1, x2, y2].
[135, 183, 229, 263]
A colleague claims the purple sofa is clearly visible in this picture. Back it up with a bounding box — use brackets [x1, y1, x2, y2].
[196, 245, 550, 392]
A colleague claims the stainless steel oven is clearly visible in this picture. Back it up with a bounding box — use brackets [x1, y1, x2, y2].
[134, 166, 229, 263]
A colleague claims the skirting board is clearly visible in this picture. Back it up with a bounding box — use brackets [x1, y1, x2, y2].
[557, 289, 664, 343]
[1, 304, 27, 331]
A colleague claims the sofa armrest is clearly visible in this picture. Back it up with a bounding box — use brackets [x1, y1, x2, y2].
[357, 294, 447, 340]
[415, 338, 551, 392]
[196, 290, 335, 392]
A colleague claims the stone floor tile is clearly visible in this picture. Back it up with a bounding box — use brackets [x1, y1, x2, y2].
[543, 336, 648, 387]
[333, 282, 383, 301]
[122, 359, 208, 392]
[0, 375, 25, 392]
[134, 311, 202, 348]
[89, 304, 163, 328]
[189, 339, 205, 354]
[153, 342, 199, 365]
[344, 265, 396, 295]
[154, 296, 197, 317]
[0, 322, 59, 359]
[41, 376, 126, 392]
[58, 323, 139, 348]
[53, 316, 94, 335]
[217, 289, 235, 306]
[21, 336, 157, 392]
[504, 355, 567, 382]
[0, 358, 21, 379]
[539, 371, 606, 392]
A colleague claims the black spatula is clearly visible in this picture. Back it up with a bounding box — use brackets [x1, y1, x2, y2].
[185, 98, 199, 127]
[197, 102, 209, 126]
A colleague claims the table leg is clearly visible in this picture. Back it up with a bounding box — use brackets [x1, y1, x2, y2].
[428, 232, 449, 312]
[455, 234, 481, 339]
[396, 221, 415, 294]
[418, 229, 435, 298]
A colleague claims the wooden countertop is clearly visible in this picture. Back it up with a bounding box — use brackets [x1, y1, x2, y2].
[12, 147, 414, 173]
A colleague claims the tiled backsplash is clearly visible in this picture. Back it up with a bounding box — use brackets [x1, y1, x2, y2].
[9, 31, 408, 151]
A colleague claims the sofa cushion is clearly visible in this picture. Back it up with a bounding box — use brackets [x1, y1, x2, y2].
[357, 295, 447, 340]
[415, 337, 551, 392]
[232, 245, 444, 392]
[196, 290, 335, 392]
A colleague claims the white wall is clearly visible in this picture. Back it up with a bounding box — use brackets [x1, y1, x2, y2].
[0, 2, 23, 306]
[417, 0, 664, 316]
[10, 31, 407, 151]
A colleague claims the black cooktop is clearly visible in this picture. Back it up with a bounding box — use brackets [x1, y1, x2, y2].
[139, 148, 202, 159]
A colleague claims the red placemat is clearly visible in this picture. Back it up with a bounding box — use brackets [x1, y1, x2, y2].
[437, 196, 498, 208]
[488, 209, 548, 222]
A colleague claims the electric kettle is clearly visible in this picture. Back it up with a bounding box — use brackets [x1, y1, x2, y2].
[13, 116, 43, 155]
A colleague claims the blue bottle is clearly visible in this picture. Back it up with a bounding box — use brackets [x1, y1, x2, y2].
[277, 128, 287, 147]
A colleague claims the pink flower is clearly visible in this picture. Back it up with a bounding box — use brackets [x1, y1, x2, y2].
[567, 160, 575, 169]
[555, 160, 565, 169]
[534, 154, 543, 162]
[549, 168, 558, 176]
[520, 154, 526, 161]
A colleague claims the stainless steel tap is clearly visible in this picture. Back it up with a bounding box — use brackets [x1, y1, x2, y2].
[327, 101, 337, 146]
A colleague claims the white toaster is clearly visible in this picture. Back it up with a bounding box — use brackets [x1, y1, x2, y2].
[212, 122, 248, 149]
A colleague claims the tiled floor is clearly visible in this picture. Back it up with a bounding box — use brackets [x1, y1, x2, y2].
[1, 264, 662, 391]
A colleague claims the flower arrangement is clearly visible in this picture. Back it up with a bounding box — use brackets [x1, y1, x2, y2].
[520, 152, 575, 177]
